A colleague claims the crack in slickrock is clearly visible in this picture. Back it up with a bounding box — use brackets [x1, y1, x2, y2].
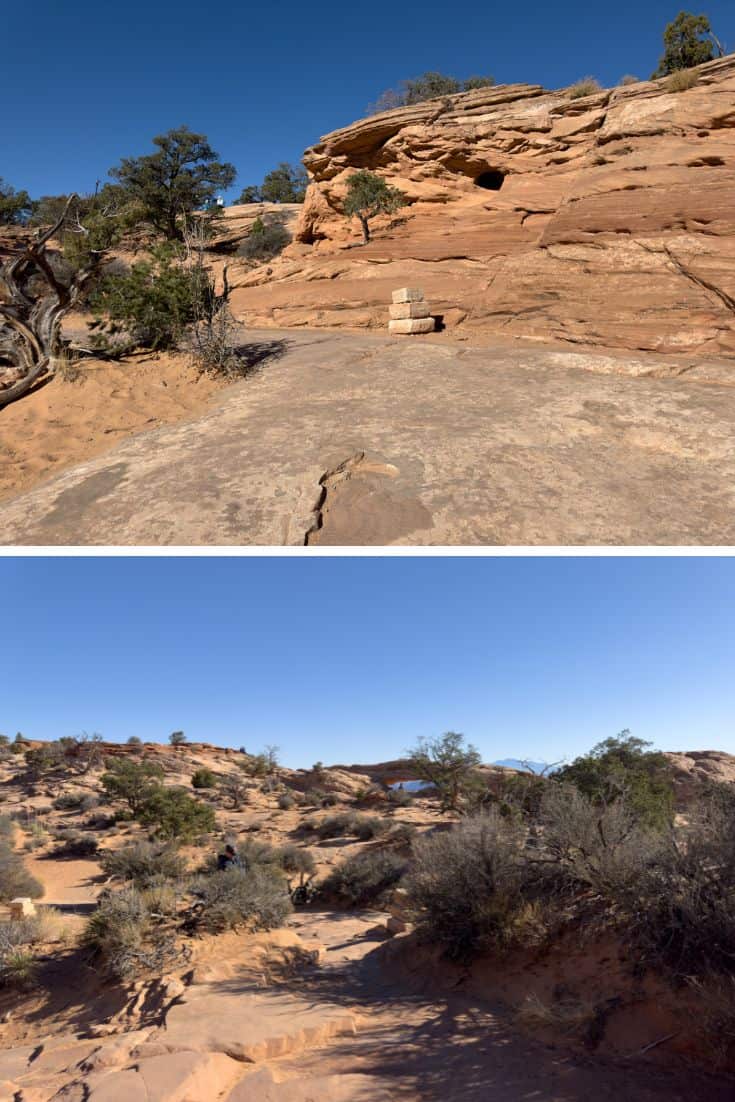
[303, 452, 367, 545]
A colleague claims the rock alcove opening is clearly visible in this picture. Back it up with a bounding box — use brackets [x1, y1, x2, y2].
[475, 169, 506, 191]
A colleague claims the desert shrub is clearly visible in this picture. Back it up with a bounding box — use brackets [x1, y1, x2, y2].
[496, 772, 547, 821]
[275, 845, 316, 877]
[88, 249, 210, 353]
[219, 775, 251, 809]
[24, 821, 47, 851]
[83, 887, 180, 980]
[277, 793, 296, 810]
[0, 842, 43, 902]
[0, 815, 13, 839]
[138, 787, 216, 841]
[538, 783, 662, 898]
[0, 915, 52, 989]
[387, 823, 418, 848]
[568, 77, 602, 99]
[100, 840, 186, 888]
[554, 732, 674, 830]
[621, 802, 735, 979]
[405, 71, 461, 103]
[53, 793, 85, 811]
[303, 788, 327, 807]
[101, 758, 165, 815]
[315, 812, 387, 840]
[405, 812, 538, 961]
[665, 69, 700, 92]
[618, 74, 640, 86]
[690, 974, 735, 1067]
[322, 850, 406, 907]
[463, 75, 496, 90]
[321, 792, 338, 808]
[190, 865, 292, 932]
[387, 787, 413, 808]
[238, 216, 290, 261]
[53, 830, 99, 858]
[127, 736, 143, 747]
[191, 768, 216, 789]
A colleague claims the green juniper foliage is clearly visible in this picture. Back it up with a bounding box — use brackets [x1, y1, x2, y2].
[0, 178, 32, 225]
[653, 11, 719, 77]
[554, 731, 674, 830]
[110, 127, 236, 240]
[343, 171, 406, 243]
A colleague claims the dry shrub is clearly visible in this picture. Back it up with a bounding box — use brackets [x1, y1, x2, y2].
[569, 77, 602, 99]
[666, 69, 700, 92]
[516, 992, 597, 1037]
[321, 850, 406, 907]
[690, 974, 735, 1068]
[538, 782, 663, 897]
[190, 865, 292, 933]
[83, 887, 180, 980]
[100, 840, 186, 888]
[405, 812, 543, 960]
[316, 812, 388, 841]
[0, 841, 43, 901]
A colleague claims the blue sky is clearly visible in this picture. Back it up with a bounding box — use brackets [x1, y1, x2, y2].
[1, 556, 733, 767]
[4, 2, 732, 200]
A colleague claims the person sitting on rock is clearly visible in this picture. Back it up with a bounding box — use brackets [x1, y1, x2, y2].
[217, 843, 242, 871]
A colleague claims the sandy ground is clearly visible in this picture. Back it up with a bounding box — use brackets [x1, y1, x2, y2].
[0, 352, 225, 503]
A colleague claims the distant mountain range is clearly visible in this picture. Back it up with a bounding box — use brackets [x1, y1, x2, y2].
[493, 759, 554, 774]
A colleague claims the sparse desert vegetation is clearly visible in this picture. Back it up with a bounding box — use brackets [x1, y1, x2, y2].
[0, 728, 734, 1096]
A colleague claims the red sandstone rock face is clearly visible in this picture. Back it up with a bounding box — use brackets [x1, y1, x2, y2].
[230, 58, 735, 356]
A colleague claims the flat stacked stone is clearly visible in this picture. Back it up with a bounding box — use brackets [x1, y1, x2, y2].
[389, 288, 435, 334]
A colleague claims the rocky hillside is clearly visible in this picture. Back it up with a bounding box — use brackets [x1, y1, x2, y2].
[231, 56, 735, 356]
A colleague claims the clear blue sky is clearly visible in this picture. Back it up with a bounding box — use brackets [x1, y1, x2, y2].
[4, 2, 733, 200]
[2, 556, 733, 767]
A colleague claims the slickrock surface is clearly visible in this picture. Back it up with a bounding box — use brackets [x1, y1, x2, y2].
[2, 328, 735, 546]
[230, 56, 735, 356]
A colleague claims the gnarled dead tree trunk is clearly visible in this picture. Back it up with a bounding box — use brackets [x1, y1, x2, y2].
[0, 196, 100, 409]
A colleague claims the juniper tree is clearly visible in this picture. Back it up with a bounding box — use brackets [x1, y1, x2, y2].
[343, 171, 406, 244]
[110, 127, 236, 240]
[0, 179, 31, 226]
[652, 11, 722, 77]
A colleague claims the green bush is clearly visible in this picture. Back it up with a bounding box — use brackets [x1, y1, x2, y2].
[322, 850, 405, 907]
[191, 768, 216, 789]
[0, 916, 48, 989]
[0, 842, 43, 902]
[190, 865, 292, 933]
[101, 758, 165, 815]
[53, 793, 85, 811]
[138, 787, 216, 841]
[554, 732, 674, 830]
[89, 248, 210, 352]
[100, 841, 186, 888]
[407, 731, 481, 812]
[277, 793, 296, 810]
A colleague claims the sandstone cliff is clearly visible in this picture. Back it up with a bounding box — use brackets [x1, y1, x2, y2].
[230, 57, 735, 356]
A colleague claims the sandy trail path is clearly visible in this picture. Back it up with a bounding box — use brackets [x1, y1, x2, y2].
[2, 329, 735, 545]
[231, 908, 733, 1101]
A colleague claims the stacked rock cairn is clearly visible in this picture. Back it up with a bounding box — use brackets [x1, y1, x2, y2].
[388, 288, 435, 334]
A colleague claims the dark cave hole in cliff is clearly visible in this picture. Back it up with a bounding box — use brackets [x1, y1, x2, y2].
[475, 169, 506, 191]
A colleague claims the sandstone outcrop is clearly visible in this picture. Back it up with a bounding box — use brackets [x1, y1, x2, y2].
[230, 57, 735, 356]
[664, 749, 735, 803]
